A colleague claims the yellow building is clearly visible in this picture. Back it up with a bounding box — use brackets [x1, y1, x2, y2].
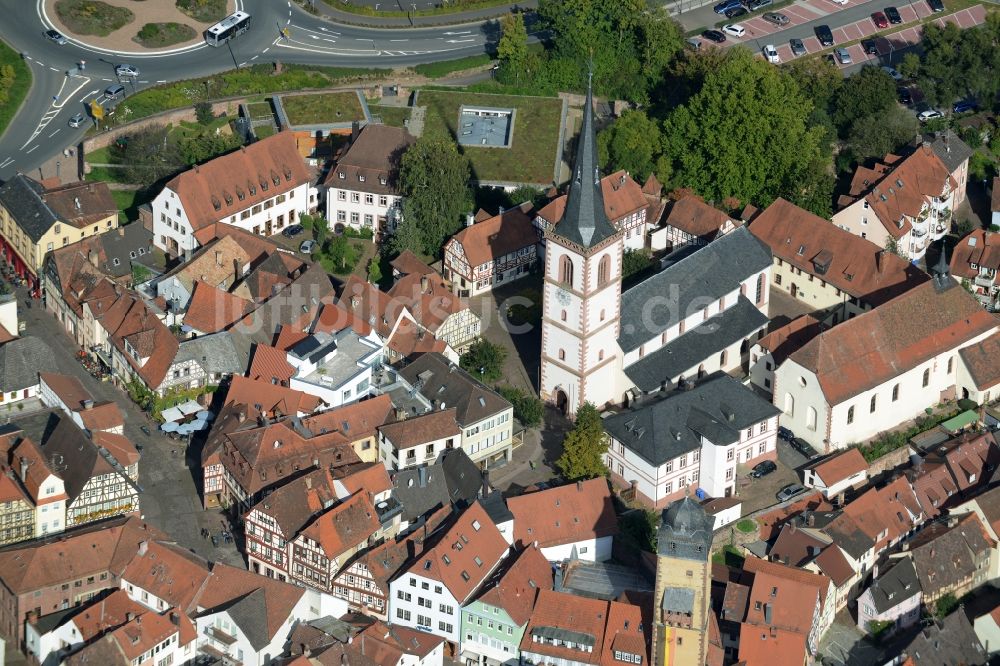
[653, 497, 714, 666]
[0, 466, 35, 546]
[0, 175, 117, 294]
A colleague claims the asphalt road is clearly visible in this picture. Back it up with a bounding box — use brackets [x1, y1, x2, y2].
[0, 0, 505, 182]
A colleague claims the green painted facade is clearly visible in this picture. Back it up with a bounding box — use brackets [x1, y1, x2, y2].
[461, 598, 525, 664]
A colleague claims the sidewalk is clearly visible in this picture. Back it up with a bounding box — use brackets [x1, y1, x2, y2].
[314, 0, 536, 27]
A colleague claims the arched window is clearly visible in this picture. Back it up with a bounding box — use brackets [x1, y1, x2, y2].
[597, 255, 610, 287]
[947, 357, 953, 374]
[870, 395, 877, 413]
[559, 255, 574, 286]
[558, 349, 565, 361]
[600, 309, 606, 322]
[561, 310, 567, 322]
[719, 350, 728, 366]
[784, 393, 794, 416]
[922, 368, 930, 387]
[756, 273, 765, 304]
[807, 406, 817, 431]
[847, 406, 855, 424]
[598, 350, 605, 361]
[892, 384, 900, 401]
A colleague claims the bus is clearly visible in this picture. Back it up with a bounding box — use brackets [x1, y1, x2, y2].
[204, 11, 251, 46]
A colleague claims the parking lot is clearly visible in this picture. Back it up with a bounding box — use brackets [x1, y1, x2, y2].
[704, 1, 986, 70]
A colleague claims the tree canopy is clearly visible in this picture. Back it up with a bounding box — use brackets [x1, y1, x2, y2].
[497, 12, 529, 84]
[460, 339, 507, 383]
[597, 109, 666, 183]
[660, 48, 827, 211]
[832, 65, 897, 135]
[394, 135, 473, 258]
[556, 403, 609, 481]
[111, 125, 184, 188]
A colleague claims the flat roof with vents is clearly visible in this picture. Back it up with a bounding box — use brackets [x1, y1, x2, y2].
[457, 106, 515, 148]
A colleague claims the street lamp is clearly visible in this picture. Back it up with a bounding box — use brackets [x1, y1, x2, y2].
[226, 40, 239, 69]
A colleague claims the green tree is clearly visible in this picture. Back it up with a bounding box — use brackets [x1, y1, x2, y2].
[898, 52, 921, 80]
[598, 109, 663, 182]
[556, 403, 609, 481]
[323, 235, 360, 274]
[366, 256, 382, 284]
[934, 592, 959, 618]
[495, 385, 544, 428]
[621, 248, 653, 278]
[194, 101, 214, 125]
[112, 125, 184, 187]
[619, 509, 658, 552]
[847, 105, 919, 161]
[661, 49, 825, 208]
[885, 237, 909, 261]
[460, 339, 507, 382]
[832, 65, 897, 136]
[866, 620, 894, 639]
[178, 130, 241, 165]
[497, 12, 529, 84]
[397, 136, 472, 258]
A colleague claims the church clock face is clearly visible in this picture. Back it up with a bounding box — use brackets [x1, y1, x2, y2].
[556, 288, 571, 306]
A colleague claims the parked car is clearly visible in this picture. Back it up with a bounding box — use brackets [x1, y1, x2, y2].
[881, 65, 903, 80]
[928, 0, 944, 12]
[282, 224, 304, 237]
[763, 44, 780, 63]
[686, 37, 703, 51]
[722, 24, 747, 38]
[763, 12, 790, 25]
[776, 483, 807, 502]
[898, 87, 913, 105]
[778, 426, 795, 440]
[918, 109, 944, 122]
[829, 0, 848, 5]
[835, 47, 852, 65]
[953, 100, 977, 113]
[862, 39, 878, 55]
[713, 0, 744, 14]
[872, 11, 889, 28]
[299, 239, 318, 254]
[105, 83, 125, 99]
[115, 64, 139, 78]
[885, 6, 903, 23]
[725, 6, 748, 18]
[68, 113, 85, 128]
[748, 0, 772, 9]
[790, 437, 819, 458]
[44, 29, 67, 45]
[751, 460, 778, 478]
[815, 25, 834, 46]
[140, 425, 151, 436]
[789, 38, 807, 56]
[702, 29, 727, 43]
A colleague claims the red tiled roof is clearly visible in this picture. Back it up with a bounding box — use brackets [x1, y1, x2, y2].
[742, 555, 831, 608]
[312, 301, 373, 337]
[789, 280, 998, 405]
[197, 562, 306, 640]
[166, 132, 312, 233]
[601, 600, 648, 666]
[808, 448, 868, 488]
[475, 544, 552, 626]
[406, 501, 508, 603]
[300, 394, 394, 444]
[950, 228, 1000, 279]
[519, 590, 608, 664]
[121, 541, 212, 611]
[537, 170, 648, 228]
[390, 250, 434, 277]
[378, 408, 460, 450]
[224, 374, 325, 418]
[958, 330, 1000, 390]
[508, 478, 619, 549]
[446, 202, 536, 269]
[247, 344, 295, 385]
[751, 198, 929, 303]
[663, 196, 733, 238]
[323, 124, 415, 195]
[103, 295, 179, 389]
[736, 623, 808, 666]
[386, 317, 448, 360]
[92, 431, 139, 468]
[755, 315, 822, 367]
[183, 281, 252, 333]
[813, 546, 855, 587]
[299, 491, 380, 558]
[39, 372, 124, 431]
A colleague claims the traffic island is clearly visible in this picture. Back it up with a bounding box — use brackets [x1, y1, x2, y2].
[54, 0, 135, 36]
[134, 22, 197, 48]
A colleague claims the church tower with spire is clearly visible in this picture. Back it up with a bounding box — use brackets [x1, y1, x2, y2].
[539, 74, 625, 416]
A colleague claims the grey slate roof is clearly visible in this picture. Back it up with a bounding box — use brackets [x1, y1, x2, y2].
[605, 373, 780, 468]
[866, 558, 920, 614]
[927, 129, 974, 176]
[174, 331, 252, 376]
[479, 490, 513, 525]
[657, 497, 714, 561]
[548, 77, 618, 249]
[0, 337, 58, 391]
[398, 353, 511, 427]
[97, 224, 158, 279]
[624, 296, 768, 392]
[617, 226, 772, 353]
[0, 175, 57, 243]
[391, 448, 482, 522]
[902, 609, 986, 666]
[662, 587, 695, 614]
[220, 588, 271, 650]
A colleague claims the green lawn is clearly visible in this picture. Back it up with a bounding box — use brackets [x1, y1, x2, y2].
[413, 54, 493, 79]
[370, 105, 411, 128]
[134, 22, 196, 48]
[55, 0, 134, 36]
[281, 92, 365, 126]
[0, 40, 32, 141]
[111, 189, 152, 224]
[712, 545, 745, 568]
[176, 0, 228, 23]
[418, 89, 563, 185]
[245, 101, 274, 122]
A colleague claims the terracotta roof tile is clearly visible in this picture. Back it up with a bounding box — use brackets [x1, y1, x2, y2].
[537, 170, 648, 229]
[121, 541, 212, 611]
[446, 202, 536, 269]
[751, 198, 929, 303]
[519, 590, 608, 663]
[300, 394, 394, 444]
[475, 544, 552, 626]
[508, 478, 618, 549]
[958, 329, 1000, 389]
[312, 301, 373, 337]
[92, 431, 139, 468]
[736, 623, 808, 666]
[808, 448, 868, 488]
[378, 408, 460, 450]
[196, 562, 306, 640]
[246, 344, 296, 385]
[386, 317, 448, 360]
[166, 132, 311, 233]
[323, 124, 415, 195]
[813, 545, 855, 587]
[300, 490, 380, 558]
[390, 250, 434, 277]
[663, 196, 734, 238]
[755, 315, 822, 366]
[224, 374, 325, 418]
[601, 601, 648, 666]
[39, 372, 124, 431]
[950, 228, 1000, 279]
[789, 280, 998, 405]
[183, 281, 252, 333]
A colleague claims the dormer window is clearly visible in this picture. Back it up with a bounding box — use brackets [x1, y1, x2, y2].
[971, 263, 978, 269]
[236, 189, 245, 201]
[796, 245, 805, 256]
[338, 172, 345, 179]
[211, 196, 222, 211]
[359, 174, 366, 182]
[380, 176, 387, 185]
[248, 183, 257, 196]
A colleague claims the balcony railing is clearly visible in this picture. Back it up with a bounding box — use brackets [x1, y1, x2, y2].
[911, 227, 928, 238]
[974, 275, 996, 288]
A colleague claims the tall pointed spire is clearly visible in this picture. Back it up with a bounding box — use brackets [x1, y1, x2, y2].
[554, 70, 618, 249]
